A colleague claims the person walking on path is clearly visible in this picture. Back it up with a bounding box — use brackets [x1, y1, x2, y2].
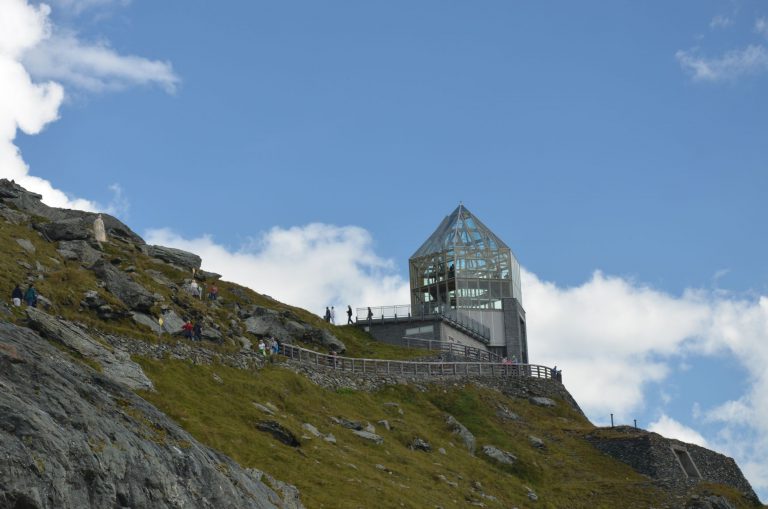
[330, 306, 336, 325]
[367, 307, 373, 322]
[324, 307, 331, 322]
[190, 280, 201, 299]
[208, 284, 218, 301]
[193, 321, 203, 341]
[258, 339, 267, 357]
[182, 320, 194, 340]
[11, 284, 23, 307]
[347, 305, 353, 324]
[24, 284, 37, 308]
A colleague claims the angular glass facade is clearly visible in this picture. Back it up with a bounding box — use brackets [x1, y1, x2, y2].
[409, 204, 522, 315]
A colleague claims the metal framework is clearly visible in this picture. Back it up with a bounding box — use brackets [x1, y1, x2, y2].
[409, 204, 522, 315]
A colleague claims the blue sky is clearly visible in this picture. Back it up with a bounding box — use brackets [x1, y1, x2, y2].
[2, 0, 768, 499]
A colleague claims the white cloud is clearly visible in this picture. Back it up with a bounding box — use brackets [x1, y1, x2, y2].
[757, 18, 768, 38]
[0, 0, 173, 212]
[649, 415, 709, 447]
[144, 225, 411, 319]
[676, 45, 768, 82]
[23, 31, 179, 93]
[710, 15, 734, 29]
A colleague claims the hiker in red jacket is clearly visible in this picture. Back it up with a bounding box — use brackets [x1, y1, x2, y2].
[182, 320, 194, 340]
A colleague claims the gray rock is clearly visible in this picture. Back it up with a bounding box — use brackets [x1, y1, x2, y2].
[248, 469, 306, 509]
[302, 327, 346, 354]
[35, 217, 91, 241]
[196, 269, 222, 281]
[160, 309, 185, 334]
[377, 419, 391, 431]
[146, 245, 202, 271]
[364, 422, 376, 433]
[254, 403, 275, 416]
[15, 238, 35, 254]
[438, 447, 447, 455]
[202, 326, 222, 341]
[0, 180, 144, 243]
[323, 433, 337, 444]
[527, 490, 538, 501]
[57, 240, 102, 266]
[496, 405, 520, 421]
[131, 313, 163, 334]
[686, 495, 736, 509]
[238, 336, 253, 351]
[529, 397, 556, 408]
[352, 430, 384, 444]
[244, 315, 274, 336]
[82, 290, 106, 308]
[26, 308, 153, 391]
[302, 423, 322, 437]
[529, 436, 545, 449]
[0, 320, 283, 509]
[255, 421, 300, 447]
[446, 415, 476, 454]
[0, 204, 29, 224]
[331, 416, 363, 430]
[91, 260, 155, 312]
[409, 438, 431, 452]
[482, 445, 517, 465]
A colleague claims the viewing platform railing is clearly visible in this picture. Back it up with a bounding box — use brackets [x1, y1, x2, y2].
[280, 343, 556, 380]
[356, 304, 491, 342]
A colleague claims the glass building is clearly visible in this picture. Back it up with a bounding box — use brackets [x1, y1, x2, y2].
[409, 204, 528, 361]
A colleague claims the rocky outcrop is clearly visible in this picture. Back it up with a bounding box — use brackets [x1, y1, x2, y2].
[0, 179, 144, 244]
[25, 308, 153, 391]
[0, 321, 291, 509]
[91, 260, 155, 312]
[35, 217, 92, 242]
[57, 240, 102, 266]
[243, 309, 346, 353]
[145, 245, 202, 271]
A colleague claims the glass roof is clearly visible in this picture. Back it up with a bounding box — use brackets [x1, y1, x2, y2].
[410, 204, 510, 259]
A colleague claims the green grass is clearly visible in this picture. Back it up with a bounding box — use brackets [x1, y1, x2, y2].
[136, 358, 710, 509]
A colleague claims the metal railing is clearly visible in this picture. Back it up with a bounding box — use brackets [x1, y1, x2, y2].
[356, 304, 491, 342]
[380, 335, 502, 363]
[280, 343, 555, 380]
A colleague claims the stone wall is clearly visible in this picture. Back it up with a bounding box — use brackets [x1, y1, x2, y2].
[285, 361, 585, 417]
[586, 426, 759, 503]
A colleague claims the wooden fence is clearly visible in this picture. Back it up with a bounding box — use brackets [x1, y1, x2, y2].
[280, 344, 554, 380]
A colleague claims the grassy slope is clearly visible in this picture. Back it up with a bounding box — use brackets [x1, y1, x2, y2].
[136, 359, 756, 509]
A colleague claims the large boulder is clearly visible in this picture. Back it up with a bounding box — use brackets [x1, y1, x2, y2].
[0, 321, 287, 509]
[26, 308, 153, 391]
[58, 240, 102, 266]
[146, 245, 202, 271]
[35, 217, 91, 242]
[301, 328, 346, 354]
[91, 260, 155, 312]
[160, 309, 185, 335]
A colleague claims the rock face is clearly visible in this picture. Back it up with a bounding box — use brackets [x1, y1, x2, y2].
[26, 308, 153, 391]
[146, 245, 202, 271]
[0, 321, 286, 509]
[91, 260, 155, 312]
[243, 310, 346, 353]
[35, 217, 92, 242]
[0, 179, 144, 244]
[57, 240, 102, 266]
